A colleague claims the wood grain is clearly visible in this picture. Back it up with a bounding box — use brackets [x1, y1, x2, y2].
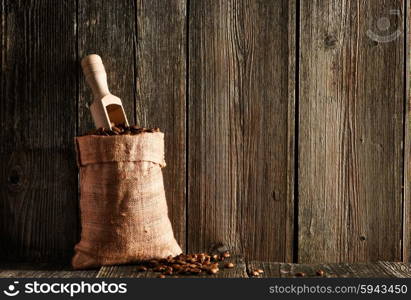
[134, 0, 187, 250]
[1, 262, 410, 278]
[299, 0, 405, 262]
[78, 0, 136, 133]
[0, 263, 98, 278]
[188, 0, 295, 261]
[403, 0, 410, 263]
[0, 0, 78, 262]
[97, 265, 152, 278]
[377, 261, 411, 277]
[247, 261, 398, 278]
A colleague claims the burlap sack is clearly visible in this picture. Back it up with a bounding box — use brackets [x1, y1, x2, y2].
[72, 132, 182, 269]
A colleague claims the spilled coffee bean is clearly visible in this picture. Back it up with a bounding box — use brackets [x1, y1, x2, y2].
[136, 266, 147, 272]
[224, 262, 235, 269]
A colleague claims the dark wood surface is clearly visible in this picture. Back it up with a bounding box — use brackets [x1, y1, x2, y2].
[78, 0, 136, 132]
[1, 261, 410, 278]
[0, 263, 98, 278]
[188, 0, 295, 262]
[0, 0, 409, 264]
[0, 0, 79, 262]
[403, 0, 411, 263]
[299, 0, 406, 262]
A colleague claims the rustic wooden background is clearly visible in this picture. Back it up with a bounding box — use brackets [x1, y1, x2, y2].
[0, 0, 409, 264]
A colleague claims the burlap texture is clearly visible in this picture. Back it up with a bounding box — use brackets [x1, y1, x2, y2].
[72, 132, 182, 269]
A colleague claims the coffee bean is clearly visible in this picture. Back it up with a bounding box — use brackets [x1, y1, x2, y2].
[208, 267, 219, 274]
[112, 126, 121, 133]
[295, 272, 306, 277]
[175, 269, 185, 275]
[197, 253, 205, 261]
[157, 274, 166, 278]
[184, 268, 193, 275]
[251, 270, 260, 277]
[225, 262, 235, 269]
[200, 265, 209, 271]
[148, 260, 159, 268]
[256, 268, 264, 274]
[176, 260, 187, 265]
[164, 270, 173, 275]
[211, 254, 219, 262]
[136, 266, 147, 272]
[316, 270, 325, 277]
[153, 266, 165, 272]
[222, 251, 231, 258]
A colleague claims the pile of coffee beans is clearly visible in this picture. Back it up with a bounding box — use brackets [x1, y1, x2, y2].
[85, 123, 160, 136]
[136, 251, 237, 278]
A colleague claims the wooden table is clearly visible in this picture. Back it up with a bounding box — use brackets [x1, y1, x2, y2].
[1, 258, 410, 278]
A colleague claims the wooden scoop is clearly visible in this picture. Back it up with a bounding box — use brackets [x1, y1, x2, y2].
[81, 54, 129, 129]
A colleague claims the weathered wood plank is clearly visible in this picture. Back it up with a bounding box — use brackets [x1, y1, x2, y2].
[134, 0, 187, 251]
[247, 262, 398, 278]
[0, 263, 98, 278]
[2, 262, 409, 278]
[377, 262, 411, 278]
[403, 0, 410, 263]
[0, 0, 78, 262]
[299, 0, 405, 262]
[188, 0, 295, 261]
[78, 0, 136, 133]
[97, 265, 152, 278]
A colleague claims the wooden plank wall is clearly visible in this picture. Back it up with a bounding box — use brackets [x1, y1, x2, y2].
[299, 0, 406, 262]
[0, 0, 409, 263]
[187, 0, 295, 261]
[0, 0, 78, 262]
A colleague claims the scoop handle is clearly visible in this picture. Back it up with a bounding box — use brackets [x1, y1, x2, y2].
[81, 54, 110, 100]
